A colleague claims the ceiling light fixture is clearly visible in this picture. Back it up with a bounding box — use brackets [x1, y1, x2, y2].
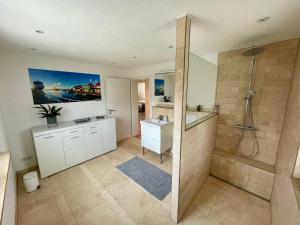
[256, 17, 270, 23]
[35, 30, 45, 34]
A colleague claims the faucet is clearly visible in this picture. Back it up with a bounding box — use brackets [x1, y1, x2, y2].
[157, 115, 163, 121]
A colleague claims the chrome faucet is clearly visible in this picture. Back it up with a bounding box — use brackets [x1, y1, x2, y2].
[157, 115, 163, 121]
[163, 115, 169, 122]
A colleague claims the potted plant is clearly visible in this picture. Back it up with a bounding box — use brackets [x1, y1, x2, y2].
[34, 104, 62, 126]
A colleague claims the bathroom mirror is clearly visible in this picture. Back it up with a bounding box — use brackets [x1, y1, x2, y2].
[292, 145, 300, 208]
[154, 71, 175, 107]
[185, 47, 218, 128]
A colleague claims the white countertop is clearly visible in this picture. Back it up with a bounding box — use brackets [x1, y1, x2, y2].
[140, 119, 173, 128]
[31, 116, 115, 137]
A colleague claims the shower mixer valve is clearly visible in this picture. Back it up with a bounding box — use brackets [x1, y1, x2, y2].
[245, 90, 256, 99]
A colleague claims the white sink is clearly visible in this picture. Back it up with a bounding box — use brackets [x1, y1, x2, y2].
[140, 119, 172, 127]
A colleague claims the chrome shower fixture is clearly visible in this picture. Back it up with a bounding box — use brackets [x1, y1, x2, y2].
[234, 45, 265, 158]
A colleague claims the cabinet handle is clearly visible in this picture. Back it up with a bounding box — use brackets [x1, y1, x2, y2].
[70, 136, 80, 139]
[44, 136, 55, 139]
[70, 131, 78, 133]
[90, 126, 96, 129]
[90, 131, 97, 134]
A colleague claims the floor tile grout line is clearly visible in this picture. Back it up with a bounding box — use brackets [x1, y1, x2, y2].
[79, 164, 136, 225]
[51, 178, 77, 225]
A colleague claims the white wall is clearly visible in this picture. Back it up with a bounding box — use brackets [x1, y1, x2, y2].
[0, 52, 129, 171]
[187, 53, 218, 108]
[0, 111, 9, 152]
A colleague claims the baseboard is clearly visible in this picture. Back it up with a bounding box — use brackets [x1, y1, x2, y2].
[16, 165, 39, 175]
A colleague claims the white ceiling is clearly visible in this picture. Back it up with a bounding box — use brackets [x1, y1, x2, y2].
[0, 0, 300, 69]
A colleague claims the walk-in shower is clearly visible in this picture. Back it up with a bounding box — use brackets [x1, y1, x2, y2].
[234, 45, 265, 158]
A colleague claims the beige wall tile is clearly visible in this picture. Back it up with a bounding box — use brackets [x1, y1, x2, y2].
[215, 39, 299, 165]
[210, 153, 274, 200]
[271, 39, 300, 225]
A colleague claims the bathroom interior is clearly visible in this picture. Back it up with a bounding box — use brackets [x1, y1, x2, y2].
[1, 1, 300, 225]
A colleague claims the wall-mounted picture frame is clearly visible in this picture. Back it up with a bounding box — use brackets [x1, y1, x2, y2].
[155, 79, 164, 96]
[28, 68, 101, 104]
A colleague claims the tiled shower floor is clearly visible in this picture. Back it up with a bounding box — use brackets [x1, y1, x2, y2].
[17, 138, 270, 225]
[180, 176, 271, 225]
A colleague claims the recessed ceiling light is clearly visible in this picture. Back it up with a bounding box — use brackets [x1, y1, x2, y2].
[168, 45, 174, 49]
[256, 17, 270, 23]
[35, 30, 44, 34]
[132, 56, 137, 59]
[29, 48, 37, 51]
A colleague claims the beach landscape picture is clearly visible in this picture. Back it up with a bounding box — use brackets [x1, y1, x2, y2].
[28, 68, 101, 104]
[155, 79, 164, 96]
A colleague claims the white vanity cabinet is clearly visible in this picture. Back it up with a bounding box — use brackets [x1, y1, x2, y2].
[32, 117, 116, 178]
[140, 119, 173, 163]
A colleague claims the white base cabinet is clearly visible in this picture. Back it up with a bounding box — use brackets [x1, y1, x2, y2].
[140, 119, 173, 163]
[32, 117, 117, 178]
[33, 133, 66, 177]
[63, 132, 86, 167]
[85, 129, 103, 159]
[102, 119, 117, 153]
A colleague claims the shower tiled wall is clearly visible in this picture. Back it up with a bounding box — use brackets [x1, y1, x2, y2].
[271, 38, 300, 225]
[216, 39, 299, 165]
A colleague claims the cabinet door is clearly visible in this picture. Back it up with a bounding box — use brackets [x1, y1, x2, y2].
[84, 129, 103, 159]
[34, 133, 66, 178]
[101, 119, 117, 153]
[63, 134, 86, 167]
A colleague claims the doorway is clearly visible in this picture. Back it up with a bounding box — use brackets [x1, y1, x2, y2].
[138, 82, 146, 122]
[132, 79, 150, 137]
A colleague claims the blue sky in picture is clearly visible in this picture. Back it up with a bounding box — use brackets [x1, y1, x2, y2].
[28, 68, 100, 89]
[155, 79, 164, 88]
[155, 79, 164, 96]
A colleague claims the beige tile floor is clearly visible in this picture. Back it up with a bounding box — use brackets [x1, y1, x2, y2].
[17, 137, 271, 225]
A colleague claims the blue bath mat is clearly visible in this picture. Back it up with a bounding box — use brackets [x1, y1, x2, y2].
[117, 157, 172, 200]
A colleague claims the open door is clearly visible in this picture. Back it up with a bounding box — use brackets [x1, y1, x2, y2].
[106, 77, 132, 141]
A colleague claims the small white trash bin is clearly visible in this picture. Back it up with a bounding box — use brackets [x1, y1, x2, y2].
[23, 171, 40, 192]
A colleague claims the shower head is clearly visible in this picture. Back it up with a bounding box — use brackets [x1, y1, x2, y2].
[242, 46, 265, 56]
